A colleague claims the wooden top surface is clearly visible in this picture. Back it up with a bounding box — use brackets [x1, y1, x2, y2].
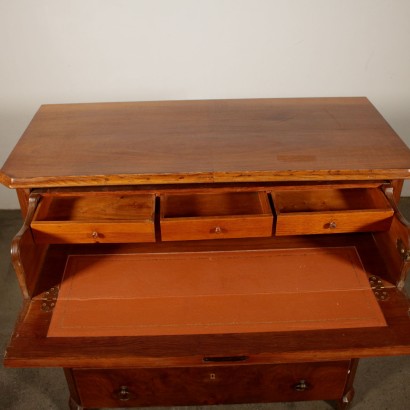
[1, 97, 410, 188]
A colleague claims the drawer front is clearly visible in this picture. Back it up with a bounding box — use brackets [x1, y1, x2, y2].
[160, 191, 273, 241]
[31, 193, 156, 243]
[275, 210, 393, 236]
[31, 221, 155, 243]
[74, 361, 349, 408]
[161, 215, 273, 241]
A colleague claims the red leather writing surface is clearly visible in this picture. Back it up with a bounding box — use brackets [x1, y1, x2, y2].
[48, 247, 386, 337]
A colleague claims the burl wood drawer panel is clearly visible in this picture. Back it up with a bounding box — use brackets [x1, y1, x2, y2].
[160, 191, 273, 241]
[74, 361, 350, 407]
[272, 188, 394, 236]
[31, 193, 155, 243]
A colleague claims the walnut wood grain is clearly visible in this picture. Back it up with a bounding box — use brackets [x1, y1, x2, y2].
[73, 362, 350, 407]
[1, 98, 410, 188]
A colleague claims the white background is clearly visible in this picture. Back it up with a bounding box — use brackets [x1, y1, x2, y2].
[1, 0, 410, 208]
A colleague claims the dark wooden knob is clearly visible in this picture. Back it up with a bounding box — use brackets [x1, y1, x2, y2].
[114, 385, 134, 401]
[293, 379, 310, 392]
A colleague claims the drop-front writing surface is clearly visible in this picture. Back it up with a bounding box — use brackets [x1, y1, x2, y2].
[47, 248, 386, 338]
[1, 97, 410, 410]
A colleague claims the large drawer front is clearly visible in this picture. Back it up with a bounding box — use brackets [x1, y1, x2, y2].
[74, 361, 349, 408]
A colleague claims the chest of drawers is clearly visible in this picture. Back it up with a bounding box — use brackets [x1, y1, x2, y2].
[1, 97, 410, 409]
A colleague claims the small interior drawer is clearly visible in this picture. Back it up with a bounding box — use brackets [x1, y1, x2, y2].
[160, 191, 273, 241]
[272, 188, 394, 236]
[31, 193, 156, 243]
[74, 361, 350, 407]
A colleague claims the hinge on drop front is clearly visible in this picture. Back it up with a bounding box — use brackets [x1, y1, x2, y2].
[369, 276, 388, 301]
[41, 286, 59, 312]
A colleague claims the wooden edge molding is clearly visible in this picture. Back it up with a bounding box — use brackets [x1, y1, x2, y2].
[2, 169, 410, 189]
[1, 172, 215, 189]
[0, 170, 12, 188]
[213, 169, 410, 183]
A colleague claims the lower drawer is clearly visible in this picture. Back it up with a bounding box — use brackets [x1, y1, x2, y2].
[73, 361, 350, 408]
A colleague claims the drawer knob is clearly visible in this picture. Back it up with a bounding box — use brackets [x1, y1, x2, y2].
[212, 226, 223, 234]
[114, 385, 134, 402]
[91, 231, 99, 239]
[293, 379, 311, 392]
[328, 221, 337, 229]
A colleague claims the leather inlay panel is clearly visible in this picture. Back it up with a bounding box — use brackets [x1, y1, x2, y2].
[48, 247, 386, 337]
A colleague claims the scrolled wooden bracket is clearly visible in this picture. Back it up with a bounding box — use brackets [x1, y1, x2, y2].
[382, 184, 410, 288]
[10, 193, 42, 299]
[382, 184, 410, 227]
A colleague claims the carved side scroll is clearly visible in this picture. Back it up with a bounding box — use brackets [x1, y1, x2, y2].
[373, 185, 410, 288]
[11, 193, 46, 298]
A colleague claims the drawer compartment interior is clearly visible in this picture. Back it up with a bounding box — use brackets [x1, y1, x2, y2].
[160, 191, 273, 241]
[272, 188, 394, 235]
[31, 193, 156, 243]
[74, 361, 350, 407]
